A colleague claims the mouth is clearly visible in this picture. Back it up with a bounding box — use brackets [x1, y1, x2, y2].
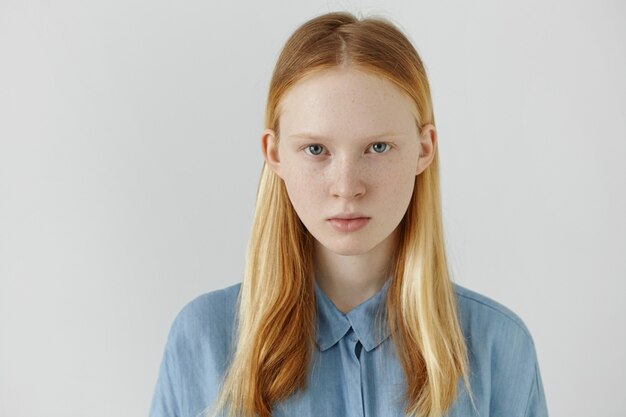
[327, 217, 370, 232]
[328, 212, 369, 220]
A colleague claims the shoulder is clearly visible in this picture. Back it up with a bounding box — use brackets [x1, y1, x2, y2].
[452, 282, 534, 340]
[175, 282, 242, 325]
[450, 283, 547, 416]
[150, 283, 243, 416]
[452, 282, 539, 382]
[166, 282, 242, 355]
[452, 282, 539, 369]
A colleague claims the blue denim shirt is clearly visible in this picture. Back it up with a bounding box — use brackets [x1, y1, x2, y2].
[149, 279, 548, 417]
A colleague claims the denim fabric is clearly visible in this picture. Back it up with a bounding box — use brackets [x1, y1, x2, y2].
[149, 278, 548, 417]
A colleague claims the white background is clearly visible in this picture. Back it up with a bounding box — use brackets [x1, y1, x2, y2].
[1, 0, 624, 416]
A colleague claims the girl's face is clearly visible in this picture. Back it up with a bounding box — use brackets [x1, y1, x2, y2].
[262, 67, 436, 257]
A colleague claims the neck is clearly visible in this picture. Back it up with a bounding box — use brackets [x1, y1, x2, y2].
[313, 227, 399, 314]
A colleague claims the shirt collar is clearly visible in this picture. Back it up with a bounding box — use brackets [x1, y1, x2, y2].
[314, 275, 392, 352]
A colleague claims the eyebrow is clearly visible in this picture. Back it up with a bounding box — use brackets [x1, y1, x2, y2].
[287, 132, 407, 142]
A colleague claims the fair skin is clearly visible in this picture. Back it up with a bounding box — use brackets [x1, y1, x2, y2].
[261, 67, 437, 314]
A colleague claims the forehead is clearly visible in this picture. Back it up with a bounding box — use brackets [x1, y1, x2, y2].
[278, 68, 419, 138]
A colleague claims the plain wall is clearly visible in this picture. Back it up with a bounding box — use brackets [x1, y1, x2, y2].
[1, 0, 624, 416]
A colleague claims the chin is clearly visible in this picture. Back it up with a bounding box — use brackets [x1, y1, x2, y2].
[318, 238, 376, 256]
[330, 247, 365, 256]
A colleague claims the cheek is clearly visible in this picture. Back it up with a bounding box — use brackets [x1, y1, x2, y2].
[283, 170, 320, 212]
[376, 168, 416, 209]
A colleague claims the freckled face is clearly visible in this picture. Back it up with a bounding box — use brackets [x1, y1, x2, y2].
[275, 67, 422, 256]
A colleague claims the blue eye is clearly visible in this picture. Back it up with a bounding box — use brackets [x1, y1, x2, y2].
[304, 144, 324, 156]
[303, 142, 391, 157]
[370, 142, 390, 153]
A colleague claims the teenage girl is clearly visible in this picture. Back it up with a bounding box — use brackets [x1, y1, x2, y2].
[150, 11, 548, 417]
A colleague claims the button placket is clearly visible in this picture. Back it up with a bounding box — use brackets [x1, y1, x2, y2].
[342, 327, 365, 417]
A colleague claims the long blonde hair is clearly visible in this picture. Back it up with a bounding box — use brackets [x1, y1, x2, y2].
[206, 11, 475, 417]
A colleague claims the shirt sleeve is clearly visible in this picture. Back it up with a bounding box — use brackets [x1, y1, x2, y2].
[149, 316, 182, 417]
[524, 356, 549, 417]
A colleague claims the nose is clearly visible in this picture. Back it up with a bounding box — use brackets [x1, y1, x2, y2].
[329, 157, 366, 199]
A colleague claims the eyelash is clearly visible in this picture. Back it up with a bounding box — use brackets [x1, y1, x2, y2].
[302, 142, 392, 157]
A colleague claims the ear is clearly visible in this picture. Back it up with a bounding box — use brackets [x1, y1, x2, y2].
[415, 123, 437, 176]
[261, 128, 283, 178]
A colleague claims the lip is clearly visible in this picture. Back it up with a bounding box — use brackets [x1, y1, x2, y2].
[327, 217, 370, 232]
[328, 212, 369, 220]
